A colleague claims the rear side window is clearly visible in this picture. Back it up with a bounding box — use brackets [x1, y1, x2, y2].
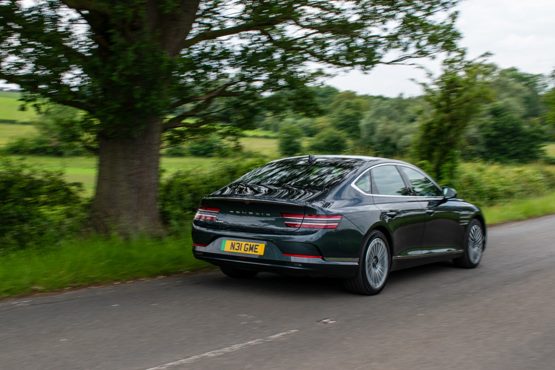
[237, 158, 361, 190]
[370, 165, 410, 196]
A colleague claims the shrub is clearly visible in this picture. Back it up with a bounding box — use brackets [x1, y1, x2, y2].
[2, 136, 86, 156]
[187, 135, 231, 157]
[455, 162, 555, 207]
[162, 146, 188, 157]
[309, 128, 347, 154]
[278, 124, 303, 156]
[159, 157, 267, 229]
[0, 157, 87, 251]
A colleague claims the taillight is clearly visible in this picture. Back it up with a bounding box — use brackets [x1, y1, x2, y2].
[194, 207, 220, 221]
[281, 214, 342, 229]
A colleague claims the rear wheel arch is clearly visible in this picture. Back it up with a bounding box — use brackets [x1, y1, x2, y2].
[363, 224, 393, 257]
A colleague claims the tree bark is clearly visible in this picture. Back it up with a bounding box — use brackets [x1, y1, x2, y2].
[91, 117, 164, 236]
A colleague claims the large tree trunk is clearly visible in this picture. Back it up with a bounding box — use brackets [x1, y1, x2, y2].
[91, 117, 164, 236]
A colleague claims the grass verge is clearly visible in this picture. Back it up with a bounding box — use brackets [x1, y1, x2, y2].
[483, 191, 555, 225]
[0, 226, 212, 298]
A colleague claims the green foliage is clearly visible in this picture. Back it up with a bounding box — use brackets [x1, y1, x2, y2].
[0, 0, 461, 133]
[159, 157, 267, 229]
[278, 124, 304, 156]
[1, 104, 97, 156]
[309, 128, 348, 154]
[544, 86, 555, 139]
[162, 145, 188, 157]
[34, 104, 98, 153]
[2, 136, 86, 156]
[490, 67, 547, 119]
[480, 105, 545, 162]
[329, 91, 369, 139]
[360, 96, 421, 156]
[0, 157, 86, 251]
[412, 53, 494, 184]
[455, 162, 555, 207]
[187, 135, 232, 157]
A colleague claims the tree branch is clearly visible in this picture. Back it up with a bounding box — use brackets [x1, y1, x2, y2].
[181, 15, 290, 49]
[171, 82, 239, 109]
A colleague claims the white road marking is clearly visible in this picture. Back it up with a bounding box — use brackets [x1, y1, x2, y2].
[146, 329, 299, 370]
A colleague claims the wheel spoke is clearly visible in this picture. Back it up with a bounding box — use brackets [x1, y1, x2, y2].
[468, 224, 483, 264]
[365, 237, 389, 289]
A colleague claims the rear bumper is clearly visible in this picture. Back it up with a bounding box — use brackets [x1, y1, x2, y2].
[193, 247, 358, 278]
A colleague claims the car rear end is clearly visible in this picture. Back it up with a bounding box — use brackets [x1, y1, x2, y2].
[191, 156, 367, 278]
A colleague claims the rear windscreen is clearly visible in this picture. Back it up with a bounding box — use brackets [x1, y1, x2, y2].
[236, 158, 361, 190]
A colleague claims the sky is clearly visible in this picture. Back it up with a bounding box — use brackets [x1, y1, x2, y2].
[328, 0, 555, 97]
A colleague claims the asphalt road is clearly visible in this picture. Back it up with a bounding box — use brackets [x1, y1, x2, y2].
[1, 215, 554, 370]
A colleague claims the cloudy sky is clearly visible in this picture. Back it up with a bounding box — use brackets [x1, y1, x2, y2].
[328, 0, 555, 97]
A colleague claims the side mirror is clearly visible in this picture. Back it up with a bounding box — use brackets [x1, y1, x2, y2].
[443, 187, 457, 199]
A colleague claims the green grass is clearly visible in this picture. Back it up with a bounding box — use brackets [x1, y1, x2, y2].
[240, 136, 279, 158]
[243, 129, 279, 138]
[483, 191, 555, 225]
[0, 93, 38, 123]
[0, 227, 212, 297]
[546, 143, 555, 158]
[0, 123, 38, 147]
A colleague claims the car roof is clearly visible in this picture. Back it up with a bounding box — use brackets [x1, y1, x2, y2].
[272, 155, 406, 166]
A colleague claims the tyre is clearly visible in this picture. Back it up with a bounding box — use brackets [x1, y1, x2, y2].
[344, 230, 390, 295]
[454, 219, 485, 269]
[220, 265, 259, 279]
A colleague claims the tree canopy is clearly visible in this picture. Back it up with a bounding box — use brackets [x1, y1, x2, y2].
[0, 0, 462, 234]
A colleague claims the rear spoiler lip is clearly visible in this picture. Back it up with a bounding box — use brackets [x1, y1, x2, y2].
[203, 196, 309, 207]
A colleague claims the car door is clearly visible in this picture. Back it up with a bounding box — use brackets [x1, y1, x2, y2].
[368, 165, 428, 258]
[399, 166, 464, 253]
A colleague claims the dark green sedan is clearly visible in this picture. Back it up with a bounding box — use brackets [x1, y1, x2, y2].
[192, 155, 486, 295]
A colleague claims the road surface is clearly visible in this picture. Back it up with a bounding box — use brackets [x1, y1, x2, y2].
[1, 215, 554, 369]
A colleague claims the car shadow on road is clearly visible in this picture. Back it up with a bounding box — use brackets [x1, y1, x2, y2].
[192, 261, 457, 297]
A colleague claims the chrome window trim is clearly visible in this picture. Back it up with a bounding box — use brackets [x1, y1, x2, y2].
[351, 163, 442, 197]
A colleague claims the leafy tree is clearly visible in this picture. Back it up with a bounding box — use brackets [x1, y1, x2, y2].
[311, 85, 341, 114]
[278, 124, 303, 156]
[360, 96, 422, 156]
[412, 53, 493, 184]
[328, 91, 369, 138]
[489, 67, 547, 120]
[544, 70, 555, 139]
[0, 0, 461, 235]
[480, 105, 545, 163]
[309, 128, 347, 154]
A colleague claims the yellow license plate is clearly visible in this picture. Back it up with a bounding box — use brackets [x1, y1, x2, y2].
[222, 240, 265, 256]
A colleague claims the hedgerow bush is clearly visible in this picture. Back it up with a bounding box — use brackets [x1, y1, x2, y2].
[455, 162, 555, 207]
[2, 136, 86, 156]
[0, 157, 87, 251]
[159, 156, 267, 229]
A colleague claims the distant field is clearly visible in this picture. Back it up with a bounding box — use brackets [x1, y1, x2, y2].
[239, 136, 279, 157]
[0, 120, 279, 195]
[0, 123, 38, 147]
[0, 92, 38, 123]
[16, 156, 231, 197]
